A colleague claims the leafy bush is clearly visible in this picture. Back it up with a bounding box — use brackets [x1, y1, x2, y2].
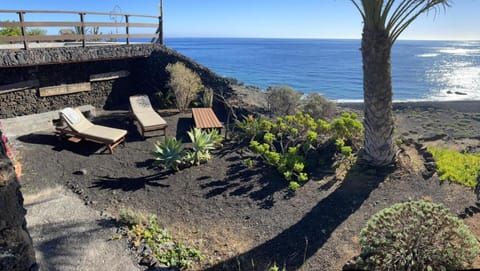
[428, 147, 480, 188]
[300, 93, 336, 120]
[266, 85, 302, 116]
[119, 210, 202, 269]
[236, 111, 363, 190]
[199, 87, 214, 108]
[234, 115, 274, 143]
[357, 200, 480, 271]
[248, 112, 320, 189]
[250, 141, 308, 189]
[330, 112, 363, 149]
[166, 62, 203, 112]
[153, 137, 186, 171]
[0, 21, 46, 38]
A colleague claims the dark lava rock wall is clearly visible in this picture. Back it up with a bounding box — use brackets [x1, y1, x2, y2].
[0, 44, 233, 118]
[0, 57, 143, 118]
[0, 45, 159, 68]
[0, 131, 37, 271]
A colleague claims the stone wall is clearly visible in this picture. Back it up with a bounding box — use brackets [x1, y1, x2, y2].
[0, 44, 234, 119]
[0, 44, 159, 67]
[0, 130, 37, 271]
[0, 58, 143, 118]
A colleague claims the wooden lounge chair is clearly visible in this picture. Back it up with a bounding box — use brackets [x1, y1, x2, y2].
[129, 95, 167, 138]
[57, 107, 127, 154]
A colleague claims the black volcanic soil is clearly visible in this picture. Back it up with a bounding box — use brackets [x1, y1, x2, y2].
[16, 100, 480, 270]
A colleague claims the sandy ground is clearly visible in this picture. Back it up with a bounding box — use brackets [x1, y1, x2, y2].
[23, 186, 139, 271]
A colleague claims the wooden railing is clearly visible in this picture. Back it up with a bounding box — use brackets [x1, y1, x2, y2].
[0, 9, 162, 49]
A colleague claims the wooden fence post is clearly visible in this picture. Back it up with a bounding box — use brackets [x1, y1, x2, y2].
[125, 15, 130, 45]
[159, 0, 163, 44]
[79, 13, 86, 47]
[17, 12, 28, 50]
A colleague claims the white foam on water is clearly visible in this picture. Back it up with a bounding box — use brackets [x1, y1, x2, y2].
[417, 53, 439, 58]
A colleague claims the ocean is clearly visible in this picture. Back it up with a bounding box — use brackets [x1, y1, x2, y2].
[164, 38, 480, 102]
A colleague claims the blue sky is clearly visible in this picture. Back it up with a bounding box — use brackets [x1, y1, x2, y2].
[1, 0, 479, 40]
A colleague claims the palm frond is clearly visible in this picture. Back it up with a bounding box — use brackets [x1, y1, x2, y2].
[353, 0, 450, 42]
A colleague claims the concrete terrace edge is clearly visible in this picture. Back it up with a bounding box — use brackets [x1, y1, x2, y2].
[0, 105, 95, 138]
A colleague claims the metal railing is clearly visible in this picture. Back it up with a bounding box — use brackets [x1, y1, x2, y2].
[0, 9, 162, 49]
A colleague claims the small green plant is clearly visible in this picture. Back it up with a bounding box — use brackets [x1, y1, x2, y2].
[266, 85, 302, 116]
[244, 158, 255, 168]
[268, 262, 288, 271]
[166, 62, 203, 112]
[200, 87, 214, 107]
[208, 128, 224, 147]
[119, 209, 148, 226]
[335, 139, 352, 157]
[153, 137, 186, 171]
[187, 128, 216, 165]
[395, 138, 404, 147]
[357, 200, 480, 271]
[428, 147, 480, 188]
[119, 210, 202, 269]
[154, 89, 176, 109]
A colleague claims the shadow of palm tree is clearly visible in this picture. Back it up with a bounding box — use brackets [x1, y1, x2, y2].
[201, 157, 287, 209]
[91, 172, 170, 192]
[30, 218, 121, 271]
[205, 164, 394, 271]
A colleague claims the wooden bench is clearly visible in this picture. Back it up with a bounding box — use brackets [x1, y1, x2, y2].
[192, 108, 223, 133]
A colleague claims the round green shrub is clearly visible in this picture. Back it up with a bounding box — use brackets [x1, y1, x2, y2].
[265, 85, 302, 116]
[358, 200, 480, 271]
[300, 93, 336, 120]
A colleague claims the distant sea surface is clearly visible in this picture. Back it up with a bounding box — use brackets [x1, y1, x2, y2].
[164, 38, 480, 102]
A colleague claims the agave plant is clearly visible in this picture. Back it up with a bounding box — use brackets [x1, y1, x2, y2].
[153, 137, 186, 171]
[187, 128, 216, 165]
[208, 128, 224, 147]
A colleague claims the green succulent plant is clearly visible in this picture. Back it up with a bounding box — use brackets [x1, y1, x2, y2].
[153, 137, 186, 171]
[188, 128, 216, 165]
[357, 200, 480, 271]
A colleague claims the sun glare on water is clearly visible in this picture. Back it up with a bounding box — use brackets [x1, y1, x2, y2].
[425, 43, 480, 101]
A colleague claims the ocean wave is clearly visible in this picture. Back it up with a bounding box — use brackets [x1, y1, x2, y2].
[417, 53, 439, 58]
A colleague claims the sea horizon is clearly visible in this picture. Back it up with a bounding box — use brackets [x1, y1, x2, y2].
[165, 36, 480, 42]
[164, 37, 480, 102]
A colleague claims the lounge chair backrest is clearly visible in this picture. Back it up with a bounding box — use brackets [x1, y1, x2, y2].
[129, 95, 154, 114]
[60, 107, 93, 133]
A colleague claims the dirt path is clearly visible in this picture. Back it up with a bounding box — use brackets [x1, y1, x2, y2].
[24, 186, 139, 271]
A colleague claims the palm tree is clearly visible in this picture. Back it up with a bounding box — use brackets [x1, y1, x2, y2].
[351, 0, 450, 166]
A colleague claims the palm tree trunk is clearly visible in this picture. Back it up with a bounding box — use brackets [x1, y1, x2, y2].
[359, 27, 397, 166]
